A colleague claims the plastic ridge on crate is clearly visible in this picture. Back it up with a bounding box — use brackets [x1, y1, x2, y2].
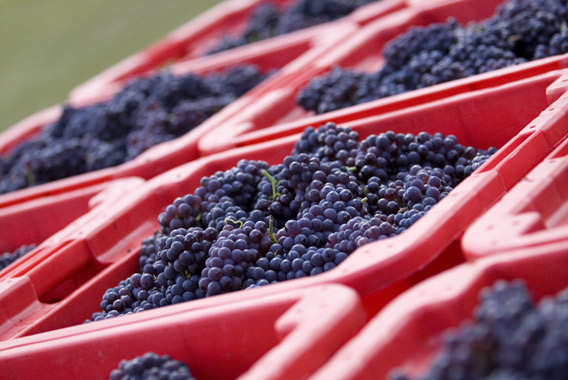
[462, 111, 568, 259]
[306, 239, 568, 380]
[68, 0, 406, 105]
[0, 284, 366, 380]
[0, 177, 145, 340]
[0, 177, 145, 283]
[0, 21, 357, 212]
[0, 177, 142, 280]
[0, 164, 198, 340]
[196, 0, 568, 156]
[1, 72, 567, 342]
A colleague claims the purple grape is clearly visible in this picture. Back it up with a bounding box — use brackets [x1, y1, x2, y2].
[0, 244, 37, 271]
[110, 352, 197, 380]
[206, 0, 378, 55]
[390, 280, 568, 380]
[0, 65, 268, 194]
[88, 123, 495, 322]
[298, 0, 568, 114]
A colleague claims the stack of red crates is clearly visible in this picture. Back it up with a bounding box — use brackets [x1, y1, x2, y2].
[1, 0, 568, 378]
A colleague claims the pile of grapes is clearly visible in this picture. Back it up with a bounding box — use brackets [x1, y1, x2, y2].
[110, 352, 197, 380]
[0, 65, 267, 195]
[0, 244, 36, 271]
[86, 122, 496, 322]
[391, 280, 568, 380]
[207, 0, 378, 54]
[297, 0, 568, 114]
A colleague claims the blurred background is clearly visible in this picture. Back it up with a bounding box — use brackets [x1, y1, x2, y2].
[0, 0, 223, 132]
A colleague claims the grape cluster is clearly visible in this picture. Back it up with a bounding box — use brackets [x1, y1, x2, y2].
[297, 0, 568, 114]
[138, 232, 165, 272]
[391, 280, 568, 380]
[0, 244, 36, 271]
[87, 122, 495, 322]
[110, 352, 197, 380]
[92, 227, 217, 320]
[206, 0, 377, 55]
[0, 65, 267, 195]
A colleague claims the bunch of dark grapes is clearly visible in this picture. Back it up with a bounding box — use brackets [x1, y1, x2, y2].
[91, 226, 217, 321]
[206, 0, 378, 55]
[110, 352, 197, 380]
[89, 159, 271, 321]
[157, 159, 270, 235]
[0, 244, 37, 271]
[138, 232, 165, 272]
[0, 65, 267, 195]
[87, 122, 496, 322]
[391, 280, 568, 380]
[297, 0, 568, 114]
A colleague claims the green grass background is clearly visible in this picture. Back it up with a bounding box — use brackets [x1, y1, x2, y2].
[0, 0, 224, 132]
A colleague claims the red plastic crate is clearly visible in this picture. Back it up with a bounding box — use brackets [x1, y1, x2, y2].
[1, 71, 565, 341]
[0, 21, 356, 211]
[204, 63, 568, 157]
[307, 239, 568, 380]
[462, 105, 568, 259]
[197, 0, 568, 156]
[68, 0, 406, 106]
[0, 177, 145, 282]
[0, 284, 366, 380]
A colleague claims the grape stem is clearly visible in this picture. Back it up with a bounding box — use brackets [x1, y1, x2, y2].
[262, 170, 281, 200]
[269, 215, 278, 244]
[225, 217, 244, 229]
[25, 165, 36, 186]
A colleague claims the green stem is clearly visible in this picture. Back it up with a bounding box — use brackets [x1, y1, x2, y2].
[25, 166, 36, 186]
[262, 169, 281, 200]
[268, 215, 278, 244]
[225, 217, 244, 229]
